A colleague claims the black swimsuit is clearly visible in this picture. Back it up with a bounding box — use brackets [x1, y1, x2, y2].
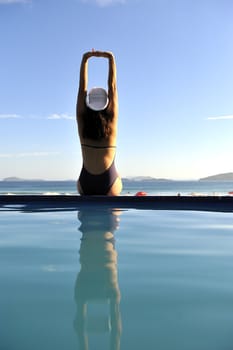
[79, 144, 118, 195]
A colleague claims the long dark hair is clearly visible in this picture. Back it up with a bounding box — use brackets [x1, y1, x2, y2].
[82, 107, 113, 140]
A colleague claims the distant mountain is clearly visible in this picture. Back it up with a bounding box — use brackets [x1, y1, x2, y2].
[2, 177, 45, 182]
[123, 176, 172, 182]
[2, 177, 24, 182]
[199, 172, 233, 181]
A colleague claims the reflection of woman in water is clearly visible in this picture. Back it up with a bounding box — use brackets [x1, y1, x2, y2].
[76, 50, 122, 195]
[74, 209, 122, 350]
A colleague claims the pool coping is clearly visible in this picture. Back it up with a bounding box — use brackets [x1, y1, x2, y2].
[1, 195, 233, 212]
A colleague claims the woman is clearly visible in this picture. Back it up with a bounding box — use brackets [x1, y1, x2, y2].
[76, 50, 122, 195]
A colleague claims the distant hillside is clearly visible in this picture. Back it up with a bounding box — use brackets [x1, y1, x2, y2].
[2, 177, 25, 182]
[2, 177, 44, 182]
[123, 176, 172, 182]
[199, 173, 233, 181]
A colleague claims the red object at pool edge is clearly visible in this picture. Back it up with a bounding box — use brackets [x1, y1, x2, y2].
[135, 191, 147, 196]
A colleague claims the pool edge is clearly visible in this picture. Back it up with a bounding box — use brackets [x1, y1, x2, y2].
[0, 195, 233, 212]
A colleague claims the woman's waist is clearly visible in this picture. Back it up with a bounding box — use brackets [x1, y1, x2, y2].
[81, 142, 116, 150]
[81, 154, 116, 174]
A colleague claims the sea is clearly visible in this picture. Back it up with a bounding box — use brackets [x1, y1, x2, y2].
[0, 179, 233, 196]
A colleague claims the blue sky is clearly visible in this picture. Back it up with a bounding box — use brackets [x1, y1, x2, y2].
[0, 0, 233, 180]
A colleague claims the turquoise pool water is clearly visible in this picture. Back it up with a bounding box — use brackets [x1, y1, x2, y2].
[1, 207, 233, 350]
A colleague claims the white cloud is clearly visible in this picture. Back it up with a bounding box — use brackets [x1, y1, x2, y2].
[207, 115, 233, 120]
[0, 152, 59, 158]
[0, 114, 22, 119]
[81, 0, 125, 7]
[0, 113, 75, 120]
[0, 0, 30, 4]
[0, 154, 13, 158]
[18, 152, 60, 157]
[47, 114, 75, 120]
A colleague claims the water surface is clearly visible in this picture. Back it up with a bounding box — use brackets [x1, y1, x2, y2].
[1, 208, 233, 349]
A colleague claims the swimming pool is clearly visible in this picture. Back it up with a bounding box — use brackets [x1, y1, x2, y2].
[1, 203, 233, 350]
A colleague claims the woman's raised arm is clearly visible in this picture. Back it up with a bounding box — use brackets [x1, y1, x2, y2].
[76, 50, 118, 118]
[90, 51, 118, 106]
[76, 52, 93, 118]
